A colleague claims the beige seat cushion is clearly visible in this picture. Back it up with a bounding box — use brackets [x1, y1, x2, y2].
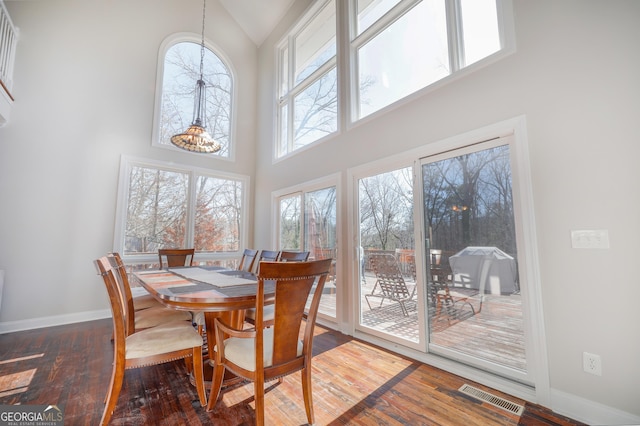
[132, 293, 162, 311]
[191, 311, 205, 326]
[219, 327, 303, 372]
[243, 305, 274, 322]
[126, 322, 203, 359]
[135, 306, 192, 329]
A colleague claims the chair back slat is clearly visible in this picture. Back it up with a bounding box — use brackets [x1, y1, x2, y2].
[158, 248, 195, 269]
[238, 248, 259, 272]
[256, 250, 280, 274]
[94, 257, 127, 350]
[278, 251, 310, 262]
[257, 259, 331, 366]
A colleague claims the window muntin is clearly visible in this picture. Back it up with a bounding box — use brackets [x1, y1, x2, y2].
[356, 0, 403, 35]
[116, 158, 247, 260]
[156, 39, 233, 157]
[277, 0, 337, 158]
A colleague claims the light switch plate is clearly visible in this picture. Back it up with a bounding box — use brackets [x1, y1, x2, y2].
[571, 230, 610, 249]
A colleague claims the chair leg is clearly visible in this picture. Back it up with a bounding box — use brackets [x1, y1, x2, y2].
[301, 366, 315, 425]
[192, 348, 207, 407]
[101, 362, 125, 426]
[254, 376, 265, 426]
[184, 355, 193, 374]
[206, 361, 226, 412]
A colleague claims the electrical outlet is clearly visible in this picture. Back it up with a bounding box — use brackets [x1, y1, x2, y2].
[583, 352, 602, 376]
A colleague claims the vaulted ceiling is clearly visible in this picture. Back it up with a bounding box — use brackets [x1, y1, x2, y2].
[219, 0, 296, 46]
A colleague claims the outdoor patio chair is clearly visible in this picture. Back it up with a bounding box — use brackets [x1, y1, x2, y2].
[429, 265, 478, 322]
[366, 253, 416, 316]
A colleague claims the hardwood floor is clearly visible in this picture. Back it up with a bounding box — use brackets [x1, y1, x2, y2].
[0, 319, 584, 425]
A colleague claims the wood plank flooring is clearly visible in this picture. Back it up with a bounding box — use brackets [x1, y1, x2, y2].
[0, 319, 584, 425]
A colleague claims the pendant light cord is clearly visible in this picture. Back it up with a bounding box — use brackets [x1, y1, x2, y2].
[199, 0, 206, 81]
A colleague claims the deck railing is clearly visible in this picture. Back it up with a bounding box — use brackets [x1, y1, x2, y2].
[0, 0, 17, 100]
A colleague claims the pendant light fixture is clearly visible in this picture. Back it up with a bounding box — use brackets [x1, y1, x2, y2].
[170, 0, 221, 153]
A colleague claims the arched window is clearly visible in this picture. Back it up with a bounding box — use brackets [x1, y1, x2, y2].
[153, 35, 234, 158]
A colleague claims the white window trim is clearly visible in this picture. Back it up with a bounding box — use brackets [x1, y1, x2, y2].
[113, 155, 250, 265]
[151, 32, 238, 162]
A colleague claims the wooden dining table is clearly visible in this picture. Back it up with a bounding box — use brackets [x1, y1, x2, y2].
[131, 266, 275, 386]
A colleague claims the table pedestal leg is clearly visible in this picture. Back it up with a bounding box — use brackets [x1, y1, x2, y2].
[191, 310, 246, 390]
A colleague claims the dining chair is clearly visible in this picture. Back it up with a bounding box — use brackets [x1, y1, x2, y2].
[244, 250, 280, 326]
[107, 253, 192, 334]
[109, 252, 160, 312]
[158, 248, 195, 269]
[278, 250, 310, 262]
[94, 257, 206, 426]
[206, 259, 332, 426]
[238, 248, 258, 273]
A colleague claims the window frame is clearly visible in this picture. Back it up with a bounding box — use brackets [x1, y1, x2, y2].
[272, 173, 342, 324]
[275, 0, 514, 159]
[151, 33, 238, 161]
[113, 155, 250, 266]
[349, 0, 515, 123]
[275, 0, 339, 161]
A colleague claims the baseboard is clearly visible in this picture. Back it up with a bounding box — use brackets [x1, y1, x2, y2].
[550, 388, 640, 426]
[0, 309, 111, 334]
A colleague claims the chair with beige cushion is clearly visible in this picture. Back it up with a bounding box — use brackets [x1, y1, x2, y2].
[94, 257, 206, 425]
[278, 250, 310, 262]
[238, 248, 259, 272]
[107, 253, 192, 334]
[109, 252, 160, 312]
[245, 249, 308, 326]
[256, 250, 280, 272]
[158, 248, 195, 269]
[206, 259, 332, 426]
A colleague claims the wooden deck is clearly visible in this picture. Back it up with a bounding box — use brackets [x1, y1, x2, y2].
[318, 273, 526, 371]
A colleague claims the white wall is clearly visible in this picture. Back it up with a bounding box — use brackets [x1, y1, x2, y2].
[253, 0, 640, 422]
[0, 0, 257, 327]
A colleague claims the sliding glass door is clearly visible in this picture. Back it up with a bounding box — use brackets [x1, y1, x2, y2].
[356, 167, 423, 347]
[353, 133, 537, 386]
[420, 137, 530, 384]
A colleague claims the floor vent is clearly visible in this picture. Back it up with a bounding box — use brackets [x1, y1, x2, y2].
[458, 384, 525, 416]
